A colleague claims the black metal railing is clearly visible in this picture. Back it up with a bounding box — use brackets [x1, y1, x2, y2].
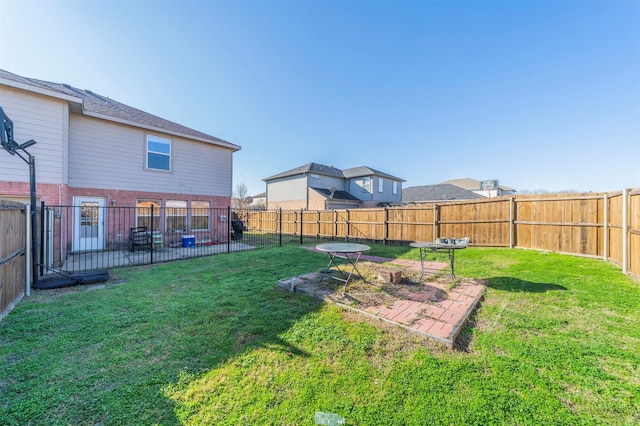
[36, 205, 328, 275]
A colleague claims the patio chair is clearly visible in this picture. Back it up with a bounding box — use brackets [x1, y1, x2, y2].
[129, 226, 152, 252]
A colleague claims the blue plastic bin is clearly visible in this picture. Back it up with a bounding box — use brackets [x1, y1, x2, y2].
[182, 235, 195, 247]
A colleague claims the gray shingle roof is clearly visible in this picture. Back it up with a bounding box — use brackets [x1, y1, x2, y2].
[342, 166, 405, 181]
[403, 184, 485, 203]
[311, 187, 361, 201]
[264, 163, 405, 182]
[263, 162, 345, 181]
[0, 68, 239, 150]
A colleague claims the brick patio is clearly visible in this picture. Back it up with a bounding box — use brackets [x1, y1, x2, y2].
[278, 248, 487, 349]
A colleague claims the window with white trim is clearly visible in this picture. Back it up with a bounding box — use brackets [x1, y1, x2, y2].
[191, 201, 210, 230]
[378, 177, 384, 193]
[361, 177, 371, 193]
[166, 200, 187, 232]
[136, 199, 161, 231]
[392, 181, 398, 195]
[147, 135, 171, 171]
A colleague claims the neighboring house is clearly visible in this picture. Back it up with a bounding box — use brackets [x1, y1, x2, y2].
[0, 68, 240, 253]
[249, 192, 266, 210]
[342, 166, 404, 207]
[403, 184, 485, 204]
[263, 162, 404, 210]
[442, 178, 516, 198]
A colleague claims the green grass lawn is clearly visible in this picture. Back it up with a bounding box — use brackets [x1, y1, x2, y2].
[1, 246, 639, 425]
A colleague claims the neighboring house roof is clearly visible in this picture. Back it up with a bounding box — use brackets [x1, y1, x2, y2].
[442, 178, 514, 192]
[342, 166, 405, 182]
[252, 192, 266, 198]
[0, 68, 240, 151]
[403, 184, 485, 203]
[311, 187, 361, 201]
[263, 162, 344, 181]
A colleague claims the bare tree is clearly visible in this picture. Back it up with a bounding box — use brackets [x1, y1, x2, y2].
[232, 182, 251, 209]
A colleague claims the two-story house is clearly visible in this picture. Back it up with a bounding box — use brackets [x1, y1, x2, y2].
[0, 69, 240, 254]
[263, 163, 404, 210]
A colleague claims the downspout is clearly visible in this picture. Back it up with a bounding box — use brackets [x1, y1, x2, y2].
[305, 172, 309, 210]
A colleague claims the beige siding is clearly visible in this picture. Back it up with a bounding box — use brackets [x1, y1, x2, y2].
[309, 175, 345, 191]
[372, 177, 402, 203]
[69, 115, 233, 196]
[349, 178, 372, 201]
[267, 176, 307, 202]
[0, 87, 67, 184]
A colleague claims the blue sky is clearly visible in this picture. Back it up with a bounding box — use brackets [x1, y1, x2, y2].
[1, 0, 638, 196]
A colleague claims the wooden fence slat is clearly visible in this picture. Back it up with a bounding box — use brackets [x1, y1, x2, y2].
[1, 199, 27, 317]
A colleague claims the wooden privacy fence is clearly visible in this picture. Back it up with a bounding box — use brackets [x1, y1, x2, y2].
[239, 189, 640, 279]
[1, 199, 27, 317]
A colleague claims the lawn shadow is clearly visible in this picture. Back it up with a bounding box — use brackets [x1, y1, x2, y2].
[489, 276, 567, 292]
[0, 250, 327, 425]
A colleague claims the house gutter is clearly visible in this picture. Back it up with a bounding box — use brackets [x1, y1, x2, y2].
[0, 78, 82, 104]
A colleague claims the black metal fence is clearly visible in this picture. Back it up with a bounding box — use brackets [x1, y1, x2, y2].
[37, 205, 326, 276]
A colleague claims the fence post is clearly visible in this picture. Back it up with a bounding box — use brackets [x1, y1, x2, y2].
[227, 206, 231, 253]
[433, 204, 438, 241]
[300, 208, 303, 245]
[623, 188, 628, 274]
[346, 209, 350, 242]
[25, 204, 31, 297]
[150, 204, 154, 265]
[509, 197, 514, 248]
[383, 207, 388, 245]
[603, 193, 608, 261]
[279, 208, 282, 247]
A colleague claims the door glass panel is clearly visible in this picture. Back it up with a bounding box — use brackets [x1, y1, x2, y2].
[80, 202, 99, 238]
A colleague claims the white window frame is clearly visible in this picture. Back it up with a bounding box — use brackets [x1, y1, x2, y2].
[191, 201, 210, 231]
[392, 181, 398, 195]
[166, 200, 187, 233]
[361, 177, 371, 193]
[146, 135, 171, 171]
[378, 177, 384, 193]
[136, 199, 161, 231]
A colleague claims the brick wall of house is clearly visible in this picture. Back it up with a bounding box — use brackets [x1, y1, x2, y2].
[308, 190, 326, 211]
[0, 181, 69, 205]
[66, 187, 230, 209]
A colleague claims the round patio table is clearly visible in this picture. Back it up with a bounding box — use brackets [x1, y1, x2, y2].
[410, 241, 466, 280]
[316, 243, 371, 291]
